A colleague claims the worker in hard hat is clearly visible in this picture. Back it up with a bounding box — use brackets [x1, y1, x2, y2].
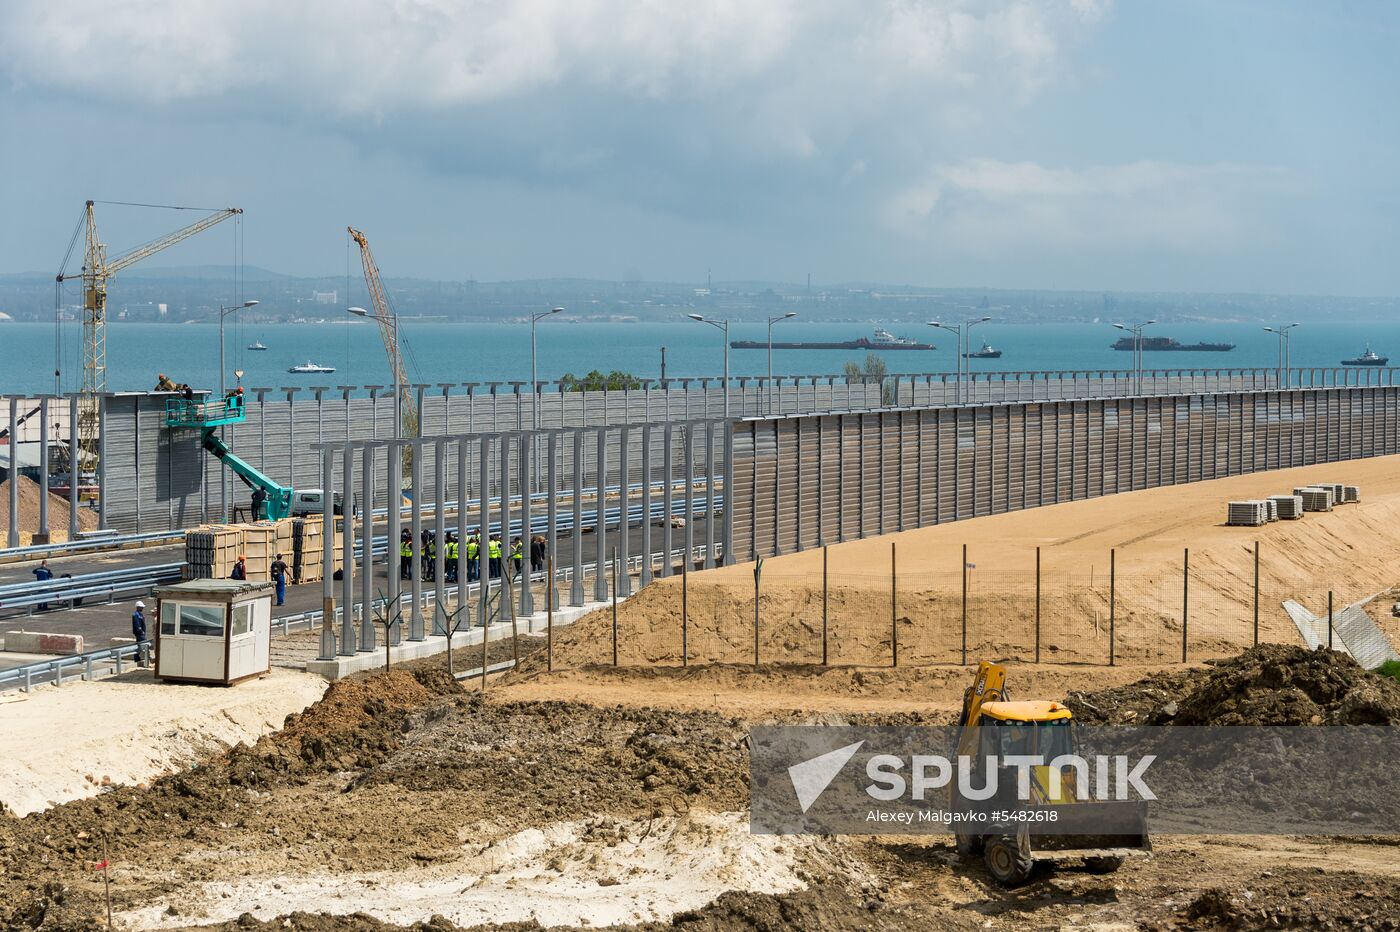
[399, 529, 413, 580]
[488, 534, 503, 579]
[466, 531, 481, 582]
[132, 600, 149, 667]
[510, 537, 524, 578]
[155, 374, 176, 392]
[445, 533, 460, 583]
[230, 555, 247, 580]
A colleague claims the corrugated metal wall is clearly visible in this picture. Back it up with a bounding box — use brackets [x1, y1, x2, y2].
[729, 387, 1400, 561]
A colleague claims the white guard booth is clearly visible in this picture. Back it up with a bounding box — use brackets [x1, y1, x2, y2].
[153, 579, 274, 685]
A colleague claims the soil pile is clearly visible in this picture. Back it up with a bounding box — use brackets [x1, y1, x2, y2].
[0, 476, 98, 538]
[1066, 644, 1400, 725]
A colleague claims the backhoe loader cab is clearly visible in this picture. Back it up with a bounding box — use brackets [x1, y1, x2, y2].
[952, 662, 1151, 886]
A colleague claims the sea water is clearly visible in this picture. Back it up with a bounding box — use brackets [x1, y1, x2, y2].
[0, 319, 1392, 395]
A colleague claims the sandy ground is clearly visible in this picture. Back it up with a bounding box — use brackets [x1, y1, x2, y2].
[0, 476, 99, 544]
[532, 457, 1400, 670]
[0, 668, 326, 817]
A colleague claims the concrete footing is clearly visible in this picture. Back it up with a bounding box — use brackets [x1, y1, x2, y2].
[303, 597, 618, 681]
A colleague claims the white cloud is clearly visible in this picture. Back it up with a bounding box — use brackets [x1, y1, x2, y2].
[0, 1, 1102, 139]
[886, 158, 1295, 254]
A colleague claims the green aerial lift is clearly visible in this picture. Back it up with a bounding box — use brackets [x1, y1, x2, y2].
[165, 394, 294, 520]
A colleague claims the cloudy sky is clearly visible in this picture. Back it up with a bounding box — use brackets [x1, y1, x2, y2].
[1, 1, 1396, 294]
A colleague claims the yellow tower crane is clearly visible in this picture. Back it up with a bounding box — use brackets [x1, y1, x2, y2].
[57, 200, 242, 465]
[348, 226, 419, 465]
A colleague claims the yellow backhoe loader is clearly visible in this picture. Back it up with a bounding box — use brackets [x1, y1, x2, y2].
[951, 661, 1152, 886]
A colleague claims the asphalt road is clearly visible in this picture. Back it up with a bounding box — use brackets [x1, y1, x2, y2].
[0, 513, 715, 672]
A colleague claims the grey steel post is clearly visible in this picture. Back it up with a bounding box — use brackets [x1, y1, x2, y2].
[640, 425, 654, 586]
[68, 393, 79, 540]
[478, 435, 491, 629]
[433, 440, 447, 635]
[318, 450, 336, 660]
[683, 422, 695, 571]
[7, 396, 18, 548]
[498, 433, 512, 625]
[721, 420, 735, 565]
[339, 445, 356, 655]
[388, 440, 403, 645]
[571, 429, 584, 606]
[409, 443, 424, 640]
[36, 397, 50, 543]
[1181, 547, 1189, 663]
[519, 432, 534, 614]
[547, 430, 560, 610]
[457, 438, 470, 632]
[594, 427, 608, 602]
[617, 425, 632, 596]
[359, 444, 375, 652]
[661, 423, 673, 576]
[97, 394, 107, 529]
[705, 419, 716, 565]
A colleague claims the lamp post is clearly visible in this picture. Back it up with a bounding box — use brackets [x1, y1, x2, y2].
[1263, 323, 1299, 387]
[219, 300, 259, 396]
[928, 315, 989, 405]
[348, 306, 401, 443]
[766, 312, 797, 415]
[687, 313, 731, 417]
[1113, 320, 1156, 394]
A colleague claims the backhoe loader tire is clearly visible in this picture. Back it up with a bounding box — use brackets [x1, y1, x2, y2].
[983, 835, 1034, 887]
[1084, 855, 1125, 875]
[954, 832, 983, 857]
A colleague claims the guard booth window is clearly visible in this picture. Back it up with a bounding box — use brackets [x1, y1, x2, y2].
[169, 603, 225, 638]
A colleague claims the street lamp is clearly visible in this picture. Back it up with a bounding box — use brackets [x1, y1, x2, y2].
[928, 315, 990, 404]
[1113, 320, 1156, 394]
[530, 306, 564, 489]
[348, 306, 402, 443]
[687, 313, 731, 417]
[766, 312, 797, 415]
[1263, 323, 1300, 387]
[219, 300, 259, 396]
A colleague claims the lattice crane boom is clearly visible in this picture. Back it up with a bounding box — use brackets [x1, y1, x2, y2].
[57, 200, 242, 466]
[348, 226, 418, 444]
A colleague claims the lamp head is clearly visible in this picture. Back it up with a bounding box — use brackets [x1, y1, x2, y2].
[783, 311, 797, 319]
[687, 313, 705, 322]
[348, 307, 369, 318]
[242, 300, 259, 308]
[1144, 319, 1156, 325]
[979, 316, 991, 322]
[1113, 323, 1126, 331]
[550, 306, 564, 314]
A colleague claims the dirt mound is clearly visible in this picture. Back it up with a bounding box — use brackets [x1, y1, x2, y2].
[0, 476, 99, 539]
[1066, 644, 1400, 725]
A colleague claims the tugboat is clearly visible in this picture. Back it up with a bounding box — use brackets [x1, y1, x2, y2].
[288, 361, 336, 374]
[247, 340, 269, 351]
[963, 342, 1002, 359]
[1341, 344, 1388, 366]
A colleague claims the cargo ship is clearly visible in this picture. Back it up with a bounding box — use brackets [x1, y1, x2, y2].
[731, 328, 935, 350]
[1110, 336, 1234, 352]
[1341, 344, 1388, 366]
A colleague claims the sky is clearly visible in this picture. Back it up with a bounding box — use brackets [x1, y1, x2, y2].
[0, 0, 1397, 295]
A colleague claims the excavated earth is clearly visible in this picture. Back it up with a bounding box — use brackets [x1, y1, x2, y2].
[7, 648, 1400, 930]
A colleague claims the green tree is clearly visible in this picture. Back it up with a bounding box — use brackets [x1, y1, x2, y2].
[842, 353, 894, 405]
[559, 369, 644, 391]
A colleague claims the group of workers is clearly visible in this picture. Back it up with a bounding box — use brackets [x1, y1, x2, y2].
[398, 529, 547, 583]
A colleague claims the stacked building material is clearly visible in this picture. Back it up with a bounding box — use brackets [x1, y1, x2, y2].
[239, 524, 279, 582]
[292, 516, 324, 584]
[1263, 498, 1278, 522]
[1324, 482, 1347, 503]
[184, 526, 241, 579]
[1344, 485, 1360, 503]
[1299, 487, 1334, 512]
[1268, 494, 1304, 520]
[1227, 500, 1269, 527]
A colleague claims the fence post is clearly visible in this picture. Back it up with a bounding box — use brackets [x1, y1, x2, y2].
[1328, 590, 1334, 651]
[960, 543, 968, 666]
[546, 557, 554, 673]
[1034, 546, 1041, 664]
[1109, 548, 1116, 667]
[890, 541, 897, 668]
[611, 548, 619, 666]
[1253, 542, 1260, 647]
[1181, 547, 1189, 663]
[753, 556, 763, 668]
[681, 555, 688, 667]
[822, 545, 829, 666]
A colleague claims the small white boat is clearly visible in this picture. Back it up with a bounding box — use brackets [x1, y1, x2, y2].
[288, 361, 336, 374]
[247, 340, 268, 351]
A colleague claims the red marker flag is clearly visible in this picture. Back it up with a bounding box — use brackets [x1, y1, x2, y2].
[93, 860, 109, 871]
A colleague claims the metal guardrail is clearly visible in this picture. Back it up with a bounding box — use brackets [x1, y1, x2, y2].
[0, 564, 184, 616]
[0, 530, 186, 565]
[0, 641, 151, 693]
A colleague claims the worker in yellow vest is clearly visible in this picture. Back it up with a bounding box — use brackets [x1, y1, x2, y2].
[445, 534, 460, 583]
[399, 529, 413, 580]
[510, 537, 523, 577]
[466, 532, 481, 582]
[488, 534, 503, 579]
